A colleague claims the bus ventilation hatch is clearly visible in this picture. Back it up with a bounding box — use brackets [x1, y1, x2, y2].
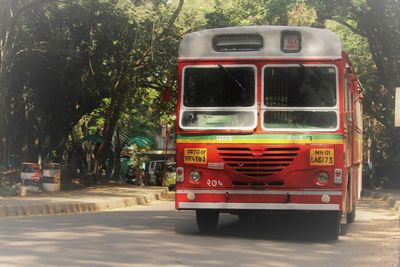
[217, 147, 299, 178]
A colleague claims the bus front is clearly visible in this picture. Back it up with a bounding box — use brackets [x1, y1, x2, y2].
[175, 26, 351, 239]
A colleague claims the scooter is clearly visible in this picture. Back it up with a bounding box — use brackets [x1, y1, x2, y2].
[125, 168, 140, 185]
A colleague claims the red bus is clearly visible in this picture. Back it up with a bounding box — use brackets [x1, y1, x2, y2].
[175, 26, 363, 239]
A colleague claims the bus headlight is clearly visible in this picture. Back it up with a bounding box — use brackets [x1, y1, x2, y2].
[317, 171, 329, 184]
[176, 167, 184, 183]
[190, 169, 201, 182]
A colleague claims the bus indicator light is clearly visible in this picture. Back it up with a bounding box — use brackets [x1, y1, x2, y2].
[176, 167, 184, 183]
[334, 169, 343, 184]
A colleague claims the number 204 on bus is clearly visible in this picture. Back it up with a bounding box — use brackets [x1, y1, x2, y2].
[174, 26, 363, 240]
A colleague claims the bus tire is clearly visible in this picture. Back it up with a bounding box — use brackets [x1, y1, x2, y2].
[238, 213, 255, 223]
[347, 201, 356, 224]
[196, 210, 219, 233]
[325, 211, 341, 240]
[347, 175, 356, 224]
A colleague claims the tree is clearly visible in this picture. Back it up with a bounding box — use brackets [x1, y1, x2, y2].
[92, 0, 184, 176]
[204, 0, 301, 28]
[287, 2, 317, 26]
[0, 0, 186, 177]
[2, 0, 118, 162]
[0, 0, 59, 165]
[308, 0, 400, 164]
[308, 0, 400, 90]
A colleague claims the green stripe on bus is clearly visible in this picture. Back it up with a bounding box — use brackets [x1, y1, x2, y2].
[176, 134, 344, 144]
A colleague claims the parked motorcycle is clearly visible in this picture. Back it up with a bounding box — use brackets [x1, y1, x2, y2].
[125, 167, 141, 185]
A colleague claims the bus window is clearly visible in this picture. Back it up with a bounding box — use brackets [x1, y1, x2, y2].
[264, 110, 337, 129]
[180, 66, 256, 130]
[263, 65, 338, 130]
[184, 66, 255, 107]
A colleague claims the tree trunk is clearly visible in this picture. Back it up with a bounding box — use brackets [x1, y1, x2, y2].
[94, 66, 125, 174]
[112, 130, 123, 181]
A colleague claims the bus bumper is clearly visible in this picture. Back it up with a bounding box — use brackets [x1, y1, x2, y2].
[175, 189, 342, 211]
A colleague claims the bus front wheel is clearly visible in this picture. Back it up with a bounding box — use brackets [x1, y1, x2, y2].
[324, 211, 342, 240]
[196, 210, 219, 233]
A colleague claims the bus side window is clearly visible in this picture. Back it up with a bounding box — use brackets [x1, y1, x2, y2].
[344, 77, 353, 119]
[344, 76, 353, 152]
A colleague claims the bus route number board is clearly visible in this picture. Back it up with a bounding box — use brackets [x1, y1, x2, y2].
[184, 148, 207, 164]
[310, 149, 334, 166]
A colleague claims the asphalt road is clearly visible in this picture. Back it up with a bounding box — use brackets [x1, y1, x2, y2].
[0, 197, 399, 267]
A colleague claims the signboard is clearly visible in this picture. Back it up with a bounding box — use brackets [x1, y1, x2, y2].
[184, 148, 207, 164]
[396, 87, 400, 127]
[213, 34, 263, 52]
[281, 31, 301, 53]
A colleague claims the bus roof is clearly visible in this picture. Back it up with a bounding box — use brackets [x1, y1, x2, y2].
[179, 26, 343, 60]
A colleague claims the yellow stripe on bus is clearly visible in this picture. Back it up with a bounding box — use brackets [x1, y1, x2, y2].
[176, 138, 343, 145]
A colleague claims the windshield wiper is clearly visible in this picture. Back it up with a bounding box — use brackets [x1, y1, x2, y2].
[299, 63, 321, 83]
[217, 64, 248, 94]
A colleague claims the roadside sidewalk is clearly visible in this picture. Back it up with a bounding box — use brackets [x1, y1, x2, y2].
[0, 185, 171, 218]
[0, 185, 397, 219]
[362, 189, 400, 216]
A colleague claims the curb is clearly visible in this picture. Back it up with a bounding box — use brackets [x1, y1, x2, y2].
[362, 189, 400, 215]
[0, 188, 168, 218]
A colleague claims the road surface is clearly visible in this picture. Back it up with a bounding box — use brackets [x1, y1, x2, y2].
[0, 197, 399, 267]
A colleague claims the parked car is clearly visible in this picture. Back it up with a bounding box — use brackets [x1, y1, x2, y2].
[362, 162, 375, 189]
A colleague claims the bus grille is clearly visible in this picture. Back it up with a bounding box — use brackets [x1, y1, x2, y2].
[217, 147, 299, 178]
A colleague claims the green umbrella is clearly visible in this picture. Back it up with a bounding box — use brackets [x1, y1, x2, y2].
[127, 136, 154, 148]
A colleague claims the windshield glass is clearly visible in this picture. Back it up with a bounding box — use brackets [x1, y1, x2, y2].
[263, 65, 338, 130]
[264, 66, 336, 107]
[184, 66, 255, 107]
[181, 66, 256, 130]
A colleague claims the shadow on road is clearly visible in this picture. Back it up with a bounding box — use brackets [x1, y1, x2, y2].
[0, 200, 398, 267]
[176, 211, 346, 243]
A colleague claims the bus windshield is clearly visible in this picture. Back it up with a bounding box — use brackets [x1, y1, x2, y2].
[263, 65, 338, 130]
[184, 66, 255, 107]
[181, 66, 256, 130]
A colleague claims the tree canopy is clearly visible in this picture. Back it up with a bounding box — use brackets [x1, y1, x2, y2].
[1, 0, 399, 179]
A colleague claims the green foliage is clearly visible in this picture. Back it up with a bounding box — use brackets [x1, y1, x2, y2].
[4, 0, 113, 161]
[308, 0, 400, 165]
[205, 0, 297, 27]
[1, 0, 183, 166]
[177, 0, 214, 31]
[287, 2, 317, 26]
[1, 0, 399, 172]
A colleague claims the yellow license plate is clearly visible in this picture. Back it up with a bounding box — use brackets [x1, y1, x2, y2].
[310, 149, 334, 166]
[184, 148, 207, 164]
